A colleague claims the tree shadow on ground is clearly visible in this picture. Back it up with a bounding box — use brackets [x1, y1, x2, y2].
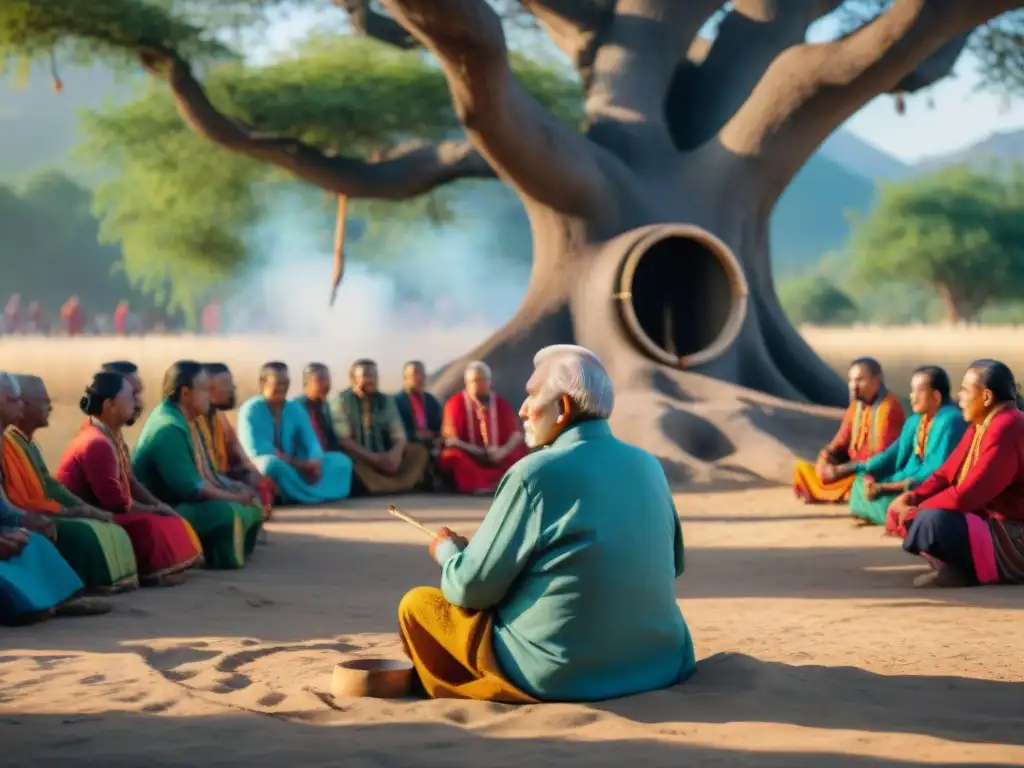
[0, 710, 1015, 767]
[594, 651, 1024, 747]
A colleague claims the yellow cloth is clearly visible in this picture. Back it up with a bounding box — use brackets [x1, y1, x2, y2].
[353, 443, 430, 495]
[397, 586, 537, 703]
[793, 459, 856, 503]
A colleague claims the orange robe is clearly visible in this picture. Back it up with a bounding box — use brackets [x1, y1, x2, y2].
[438, 391, 527, 494]
[794, 390, 905, 503]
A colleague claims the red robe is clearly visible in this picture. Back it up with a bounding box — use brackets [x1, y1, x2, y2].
[438, 390, 527, 494]
[56, 421, 203, 579]
[887, 407, 1024, 537]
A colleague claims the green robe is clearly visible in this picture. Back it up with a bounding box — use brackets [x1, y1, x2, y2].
[849, 404, 967, 525]
[132, 400, 264, 569]
[5, 427, 138, 592]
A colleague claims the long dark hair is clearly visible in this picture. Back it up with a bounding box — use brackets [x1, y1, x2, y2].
[80, 372, 128, 417]
[968, 359, 1024, 411]
[912, 365, 952, 404]
[162, 360, 205, 403]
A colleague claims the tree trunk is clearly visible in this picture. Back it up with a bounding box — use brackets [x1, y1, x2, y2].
[430, 153, 846, 488]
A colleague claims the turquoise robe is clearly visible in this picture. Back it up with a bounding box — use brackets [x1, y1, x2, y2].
[0, 501, 82, 622]
[132, 400, 264, 569]
[849, 403, 966, 525]
[236, 397, 352, 504]
[440, 419, 694, 702]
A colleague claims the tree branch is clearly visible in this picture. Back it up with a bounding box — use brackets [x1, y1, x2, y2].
[667, 1, 842, 151]
[377, 0, 617, 218]
[334, 0, 418, 49]
[139, 48, 493, 199]
[721, 0, 1021, 202]
[518, 0, 615, 90]
[585, 0, 721, 161]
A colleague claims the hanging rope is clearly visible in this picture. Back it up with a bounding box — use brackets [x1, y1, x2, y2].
[50, 49, 63, 94]
[329, 194, 349, 306]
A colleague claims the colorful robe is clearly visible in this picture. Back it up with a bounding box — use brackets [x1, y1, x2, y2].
[400, 419, 694, 701]
[330, 389, 430, 495]
[892, 407, 1024, 584]
[133, 400, 264, 570]
[296, 395, 341, 452]
[56, 421, 203, 582]
[2, 427, 138, 592]
[395, 390, 443, 444]
[793, 389, 905, 503]
[194, 411, 275, 519]
[848, 404, 966, 526]
[0, 526, 83, 624]
[236, 396, 352, 504]
[438, 391, 528, 494]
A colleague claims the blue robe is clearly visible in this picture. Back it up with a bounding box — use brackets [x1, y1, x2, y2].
[0, 499, 83, 621]
[439, 419, 694, 701]
[849, 403, 966, 525]
[236, 396, 352, 504]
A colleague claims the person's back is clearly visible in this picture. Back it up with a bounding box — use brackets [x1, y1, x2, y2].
[466, 420, 693, 701]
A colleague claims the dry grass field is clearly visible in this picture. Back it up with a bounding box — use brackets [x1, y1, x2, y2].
[2, 324, 1022, 464]
[2, 325, 1023, 766]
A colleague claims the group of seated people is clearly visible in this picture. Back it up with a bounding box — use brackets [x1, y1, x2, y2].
[0, 354, 531, 625]
[794, 357, 1024, 589]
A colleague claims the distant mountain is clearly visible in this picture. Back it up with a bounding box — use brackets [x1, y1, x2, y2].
[820, 130, 911, 181]
[914, 128, 1024, 171]
[770, 152, 876, 275]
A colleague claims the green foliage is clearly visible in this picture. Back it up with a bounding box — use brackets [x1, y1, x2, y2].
[778, 274, 860, 326]
[71, 33, 580, 311]
[0, 169, 165, 321]
[848, 165, 1024, 322]
[0, 0, 228, 78]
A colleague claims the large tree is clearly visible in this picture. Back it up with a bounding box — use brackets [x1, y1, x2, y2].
[4, 0, 1023, 482]
[849, 165, 1024, 323]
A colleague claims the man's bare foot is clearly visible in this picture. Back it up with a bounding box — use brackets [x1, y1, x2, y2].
[55, 597, 112, 617]
[913, 567, 978, 589]
[851, 518, 874, 528]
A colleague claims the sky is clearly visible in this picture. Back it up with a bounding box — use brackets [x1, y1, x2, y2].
[261, 5, 1024, 166]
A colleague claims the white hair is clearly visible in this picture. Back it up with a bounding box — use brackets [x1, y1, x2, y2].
[464, 360, 492, 380]
[531, 345, 613, 419]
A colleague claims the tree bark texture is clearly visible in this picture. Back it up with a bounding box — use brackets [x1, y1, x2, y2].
[141, 0, 1024, 484]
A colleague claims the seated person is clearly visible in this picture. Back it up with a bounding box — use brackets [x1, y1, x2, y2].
[195, 362, 275, 520]
[793, 357, 905, 503]
[887, 360, 1024, 588]
[132, 361, 265, 570]
[296, 363, 342, 452]
[400, 345, 694, 702]
[438, 361, 528, 494]
[237, 362, 352, 504]
[847, 366, 965, 527]
[394, 361, 443, 450]
[330, 359, 430, 495]
[3, 374, 138, 592]
[57, 372, 204, 586]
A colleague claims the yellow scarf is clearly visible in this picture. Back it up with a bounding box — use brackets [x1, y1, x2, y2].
[956, 404, 1010, 485]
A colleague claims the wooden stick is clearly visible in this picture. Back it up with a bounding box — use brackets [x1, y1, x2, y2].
[329, 194, 349, 306]
[387, 505, 437, 539]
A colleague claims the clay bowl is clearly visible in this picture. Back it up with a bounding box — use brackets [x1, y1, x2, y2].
[332, 658, 415, 699]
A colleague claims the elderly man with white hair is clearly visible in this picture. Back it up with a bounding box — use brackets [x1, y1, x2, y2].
[398, 345, 695, 703]
[437, 359, 527, 494]
[0, 372, 109, 623]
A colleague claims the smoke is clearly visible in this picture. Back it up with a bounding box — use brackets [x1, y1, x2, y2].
[220, 183, 532, 388]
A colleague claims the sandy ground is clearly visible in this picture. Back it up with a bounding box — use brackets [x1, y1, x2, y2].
[1, 489, 1021, 767]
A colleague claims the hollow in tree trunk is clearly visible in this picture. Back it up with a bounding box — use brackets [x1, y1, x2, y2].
[136, 1, 1014, 484]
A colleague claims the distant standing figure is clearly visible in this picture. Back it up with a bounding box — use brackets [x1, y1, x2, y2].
[60, 296, 85, 336]
[4, 294, 21, 334]
[114, 301, 130, 336]
[202, 299, 221, 335]
[27, 301, 48, 335]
